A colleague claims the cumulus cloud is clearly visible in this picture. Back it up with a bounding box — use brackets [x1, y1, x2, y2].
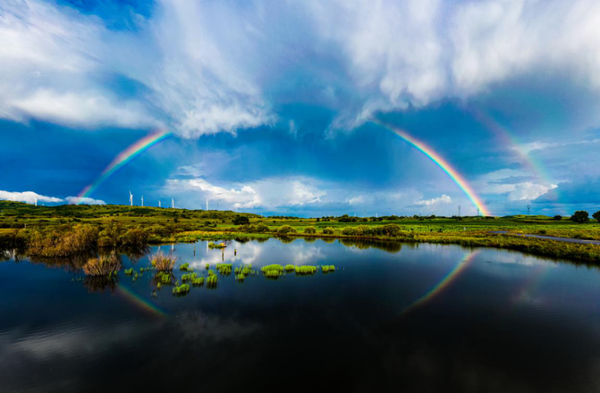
[65, 196, 106, 205]
[3, 0, 600, 135]
[415, 194, 452, 206]
[507, 183, 557, 202]
[0, 190, 62, 204]
[166, 177, 326, 210]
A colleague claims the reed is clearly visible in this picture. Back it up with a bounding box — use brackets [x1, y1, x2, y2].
[321, 265, 336, 273]
[192, 276, 204, 286]
[172, 283, 190, 296]
[216, 263, 232, 275]
[150, 251, 176, 271]
[179, 262, 193, 272]
[295, 265, 317, 275]
[181, 272, 198, 282]
[82, 254, 121, 276]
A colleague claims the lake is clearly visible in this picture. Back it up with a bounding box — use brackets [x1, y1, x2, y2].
[2, 238, 600, 393]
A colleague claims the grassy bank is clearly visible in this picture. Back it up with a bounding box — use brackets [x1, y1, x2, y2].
[1, 201, 599, 263]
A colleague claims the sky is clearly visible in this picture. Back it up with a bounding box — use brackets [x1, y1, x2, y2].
[1, 0, 600, 217]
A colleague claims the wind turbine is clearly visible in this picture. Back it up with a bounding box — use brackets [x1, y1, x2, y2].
[34, 196, 37, 207]
[206, 198, 209, 211]
[141, 195, 144, 207]
[171, 198, 175, 209]
[129, 191, 133, 206]
[159, 200, 161, 208]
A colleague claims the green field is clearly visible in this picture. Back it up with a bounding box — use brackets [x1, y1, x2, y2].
[1, 201, 600, 263]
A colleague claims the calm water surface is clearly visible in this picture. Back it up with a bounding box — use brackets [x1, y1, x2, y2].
[2, 238, 600, 393]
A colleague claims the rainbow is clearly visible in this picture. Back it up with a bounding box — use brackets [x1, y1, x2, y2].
[402, 250, 480, 315]
[470, 109, 565, 215]
[117, 284, 168, 318]
[73, 130, 172, 204]
[373, 120, 491, 216]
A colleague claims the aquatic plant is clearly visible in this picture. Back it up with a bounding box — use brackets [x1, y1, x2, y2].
[192, 276, 204, 286]
[172, 283, 190, 296]
[208, 269, 215, 276]
[179, 263, 193, 272]
[241, 266, 254, 275]
[181, 272, 198, 282]
[208, 242, 227, 249]
[216, 263, 232, 275]
[285, 264, 296, 272]
[83, 254, 121, 276]
[150, 251, 176, 271]
[206, 274, 218, 287]
[124, 268, 134, 275]
[236, 273, 245, 281]
[322, 265, 336, 273]
[295, 265, 317, 275]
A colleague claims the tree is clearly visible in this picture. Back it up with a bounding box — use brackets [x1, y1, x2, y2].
[553, 215, 562, 221]
[233, 215, 250, 226]
[593, 211, 600, 223]
[570, 210, 589, 223]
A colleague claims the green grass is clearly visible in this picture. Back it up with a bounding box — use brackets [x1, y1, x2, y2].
[3, 200, 600, 263]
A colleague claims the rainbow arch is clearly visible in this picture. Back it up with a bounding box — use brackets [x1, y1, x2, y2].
[117, 284, 168, 318]
[73, 129, 172, 204]
[373, 120, 491, 216]
[402, 250, 480, 315]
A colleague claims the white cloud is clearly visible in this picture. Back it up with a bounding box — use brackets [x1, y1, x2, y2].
[415, 194, 452, 207]
[507, 183, 557, 201]
[166, 177, 326, 209]
[4, 0, 600, 135]
[65, 196, 106, 205]
[0, 190, 62, 204]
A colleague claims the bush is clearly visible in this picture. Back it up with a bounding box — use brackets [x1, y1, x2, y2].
[593, 211, 600, 223]
[571, 211, 590, 223]
[303, 226, 317, 234]
[83, 254, 121, 276]
[277, 225, 296, 234]
[553, 215, 562, 221]
[151, 251, 176, 271]
[322, 227, 335, 235]
[255, 224, 270, 233]
[233, 215, 250, 225]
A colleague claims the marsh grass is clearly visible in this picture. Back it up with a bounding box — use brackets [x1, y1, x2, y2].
[179, 262, 193, 272]
[216, 263, 232, 275]
[208, 242, 227, 249]
[322, 265, 336, 273]
[295, 265, 317, 275]
[172, 283, 190, 296]
[83, 254, 121, 276]
[151, 251, 176, 271]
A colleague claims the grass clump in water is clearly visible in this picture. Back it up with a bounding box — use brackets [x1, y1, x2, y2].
[181, 272, 198, 282]
[216, 263, 232, 275]
[83, 254, 121, 276]
[151, 251, 176, 271]
[206, 274, 218, 287]
[236, 273, 245, 281]
[295, 265, 317, 275]
[124, 268, 134, 275]
[321, 265, 336, 273]
[179, 263, 193, 272]
[285, 264, 296, 272]
[172, 283, 190, 296]
[192, 276, 204, 286]
[261, 264, 284, 279]
[208, 242, 227, 249]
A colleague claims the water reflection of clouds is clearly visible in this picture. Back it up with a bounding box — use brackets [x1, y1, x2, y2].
[184, 240, 327, 268]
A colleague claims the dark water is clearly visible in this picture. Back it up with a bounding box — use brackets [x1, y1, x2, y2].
[2, 238, 600, 393]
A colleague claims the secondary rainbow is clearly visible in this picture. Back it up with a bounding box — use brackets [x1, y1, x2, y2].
[373, 120, 491, 216]
[471, 108, 565, 215]
[73, 129, 172, 204]
[402, 251, 480, 315]
[117, 284, 168, 318]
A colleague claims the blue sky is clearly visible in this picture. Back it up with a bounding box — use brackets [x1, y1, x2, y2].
[2, 0, 600, 217]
